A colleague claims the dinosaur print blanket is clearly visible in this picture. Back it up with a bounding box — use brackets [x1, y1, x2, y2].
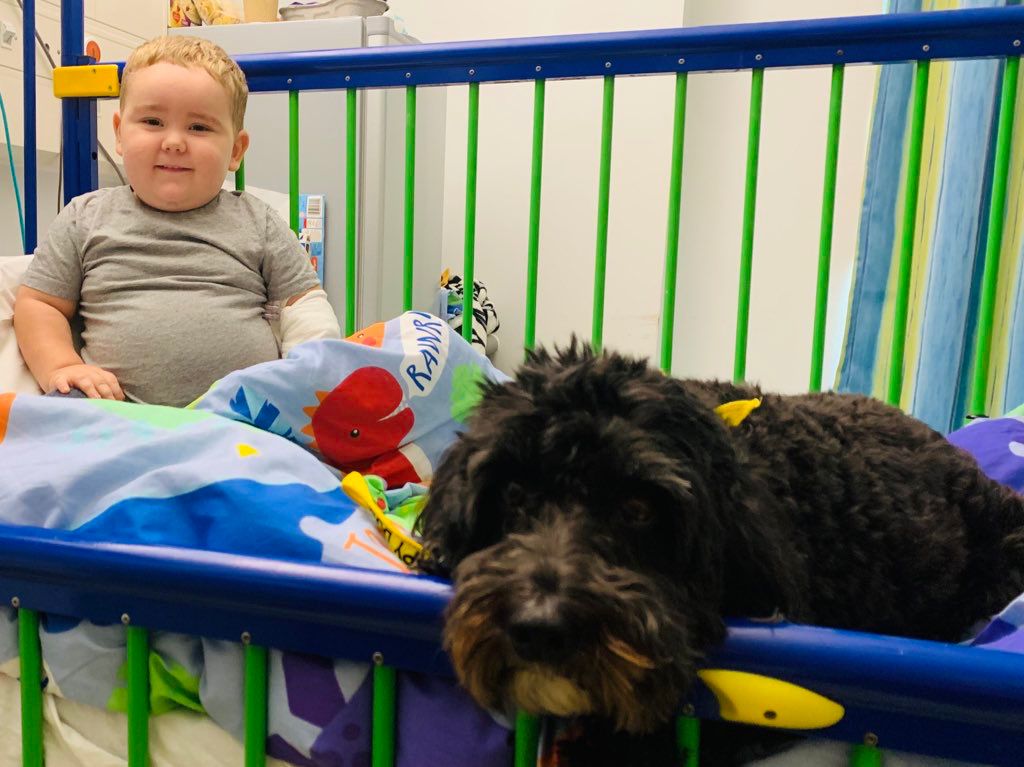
[0, 312, 512, 767]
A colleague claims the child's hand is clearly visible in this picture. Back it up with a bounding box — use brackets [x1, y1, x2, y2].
[48, 365, 125, 401]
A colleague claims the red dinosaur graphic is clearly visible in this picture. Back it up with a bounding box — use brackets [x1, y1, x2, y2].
[302, 367, 421, 486]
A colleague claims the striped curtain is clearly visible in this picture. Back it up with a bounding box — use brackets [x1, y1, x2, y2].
[838, 0, 1024, 433]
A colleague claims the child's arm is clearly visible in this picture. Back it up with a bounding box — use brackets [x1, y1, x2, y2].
[13, 286, 124, 400]
[259, 203, 340, 355]
[279, 287, 341, 355]
[286, 286, 316, 306]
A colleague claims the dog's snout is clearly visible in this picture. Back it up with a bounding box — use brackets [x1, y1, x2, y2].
[508, 612, 572, 663]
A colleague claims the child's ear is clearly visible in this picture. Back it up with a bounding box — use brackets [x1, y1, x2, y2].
[112, 111, 124, 156]
[229, 129, 250, 172]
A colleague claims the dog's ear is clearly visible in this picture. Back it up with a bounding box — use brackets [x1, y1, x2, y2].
[415, 429, 500, 575]
[666, 380, 802, 617]
[644, 378, 799, 618]
[415, 379, 533, 575]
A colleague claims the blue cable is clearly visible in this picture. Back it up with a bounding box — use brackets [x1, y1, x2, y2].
[0, 91, 25, 253]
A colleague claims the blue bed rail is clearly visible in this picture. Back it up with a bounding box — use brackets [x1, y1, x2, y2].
[1, 524, 1023, 764]
[0, 524, 452, 675]
[703, 621, 1024, 765]
[227, 6, 1024, 89]
[20, 0, 34, 252]
[59, 0, 96, 206]
[89, 7, 1024, 89]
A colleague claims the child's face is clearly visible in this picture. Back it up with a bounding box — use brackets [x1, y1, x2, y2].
[113, 61, 249, 212]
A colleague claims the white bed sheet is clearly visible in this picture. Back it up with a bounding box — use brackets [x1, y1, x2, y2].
[0, 669, 296, 767]
[0, 255, 42, 395]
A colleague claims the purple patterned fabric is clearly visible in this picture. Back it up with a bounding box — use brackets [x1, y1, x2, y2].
[283, 653, 348, 728]
[947, 417, 1024, 490]
[266, 655, 511, 767]
[970, 618, 1024, 651]
[396, 672, 511, 767]
[947, 416, 1024, 653]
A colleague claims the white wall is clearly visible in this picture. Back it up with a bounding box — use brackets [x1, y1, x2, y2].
[388, 0, 880, 391]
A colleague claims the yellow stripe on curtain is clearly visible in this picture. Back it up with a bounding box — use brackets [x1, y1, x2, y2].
[902, 55, 951, 410]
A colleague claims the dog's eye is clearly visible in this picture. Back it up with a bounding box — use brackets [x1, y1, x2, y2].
[622, 499, 655, 527]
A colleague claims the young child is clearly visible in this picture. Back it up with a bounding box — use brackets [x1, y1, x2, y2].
[14, 36, 340, 407]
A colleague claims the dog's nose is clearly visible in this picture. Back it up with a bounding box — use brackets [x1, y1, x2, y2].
[507, 614, 572, 664]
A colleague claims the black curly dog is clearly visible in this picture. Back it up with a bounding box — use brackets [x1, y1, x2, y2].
[415, 344, 1024, 766]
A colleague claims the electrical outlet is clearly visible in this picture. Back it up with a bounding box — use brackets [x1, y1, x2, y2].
[0, 21, 17, 50]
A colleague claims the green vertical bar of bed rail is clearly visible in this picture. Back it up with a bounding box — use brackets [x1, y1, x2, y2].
[524, 78, 546, 354]
[126, 625, 150, 767]
[371, 663, 396, 767]
[969, 55, 1020, 418]
[289, 90, 299, 236]
[592, 75, 615, 353]
[514, 711, 541, 767]
[677, 715, 700, 766]
[235, 158, 245, 192]
[346, 88, 358, 335]
[734, 68, 764, 383]
[243, 643, 268, 767]
[809, 63, 846, 392]
[886, 59, 930, 408]
[660, 72, 688, 374]
[463, 82, 480, 345]
[17, 608, 42, 767]
[849, 743, 883, 767]
[403, 86, 417, 313]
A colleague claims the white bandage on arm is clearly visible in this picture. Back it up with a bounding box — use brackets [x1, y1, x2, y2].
[279, 288, 342, 355]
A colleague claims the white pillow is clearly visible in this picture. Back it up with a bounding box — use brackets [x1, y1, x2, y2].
[0, 255, 43, 394]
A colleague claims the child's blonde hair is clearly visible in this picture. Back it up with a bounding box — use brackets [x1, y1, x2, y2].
[121, 36, 248, 133]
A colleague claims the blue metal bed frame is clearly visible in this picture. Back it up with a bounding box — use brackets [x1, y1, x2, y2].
[8, 1, 1024, 765]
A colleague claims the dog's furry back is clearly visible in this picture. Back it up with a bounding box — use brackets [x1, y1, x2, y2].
[690, 378, 1024, 639]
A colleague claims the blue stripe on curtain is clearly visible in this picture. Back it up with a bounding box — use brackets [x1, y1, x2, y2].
[839, 57, 915, 395]
[910, 55, 1000, 428]
[837, 0, 1018, 433]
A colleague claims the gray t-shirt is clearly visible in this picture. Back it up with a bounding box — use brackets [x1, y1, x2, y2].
[23, 186, 319, 406]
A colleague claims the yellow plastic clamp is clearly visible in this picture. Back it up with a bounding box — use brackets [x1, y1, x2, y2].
[697, 669, 845, 730]
[53, 64, 120, 98]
